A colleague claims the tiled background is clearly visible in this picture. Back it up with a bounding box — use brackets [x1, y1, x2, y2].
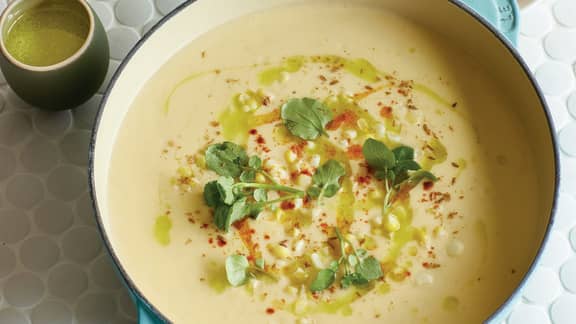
[0, 0, 575, 323]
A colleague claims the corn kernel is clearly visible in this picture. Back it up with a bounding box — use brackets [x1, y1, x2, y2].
[357, 119, 369, 132]
[293, 198, 303, 209]
[344, 129, 357, 139]
[384, 213, 401, 233]
[285, 286, 299, 296]
[361, 235, 378, 251]
[414, 227, 428, 246]
[294, 240, 306, 255]
[255, 173, 266, 183]
[287, 227, 301, 238]
[376, 123, 386, 136]
[369, 189, 383, 200]
[177, 166, 193, 177]
[291, 267, 309, 283]
[194, 154, 206, 169]
[311, 207, 322, 218]
[285, 150, 297, 163]
[338, 140, 349, 148]
[268, 244, 291, 259]
[297, 174, 312, 187]
[310, 155, 321, 168]
[310, 253, 325, 269]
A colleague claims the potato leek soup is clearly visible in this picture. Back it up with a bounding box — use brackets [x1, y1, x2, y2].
[108, 3, 542, 324]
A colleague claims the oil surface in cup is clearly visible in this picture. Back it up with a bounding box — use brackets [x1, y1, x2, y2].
[4, 0, 89, 67]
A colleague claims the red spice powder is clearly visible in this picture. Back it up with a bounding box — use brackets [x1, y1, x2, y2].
[357, 176, 371, 185]
[347, 144, 363, 160]
[326, 111, 357, 130]
[256, 135, 266, 145]
[290, 142, 306, 158]
[423, 181, 434, 191]
[249, 129, 258, 135]
[208, 238, 214, 244]
[380, 106, 393, 119]
[422, 262, 441, 269]
[216, 235, 227, 247]
[266, 308, 275, 315]
[280, 201, 295, 210]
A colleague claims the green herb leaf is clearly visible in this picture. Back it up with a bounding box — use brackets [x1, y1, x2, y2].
[281, 97, 333, 140]
[363, 138, 395, 176]
[355, 256, 383, 281]
[203, 181, 221, 207]
[308, 160, 346, 199]
[213, 204, 230, 231]
[249, 156, 262, 169]
[407, 170, 437, 185]
[205, 142, 249, 177]
[253, 189, 268, 202]
[341, 273, 369, 288]
[255, 258, 265, 270]
[392, 146, 414, 161]
[239, 170, 256, 183]
[310, 269, 336, 292]
[225, 255, 249, 287]
[216, 176, 236, 205]
[225, 198, 248, 231]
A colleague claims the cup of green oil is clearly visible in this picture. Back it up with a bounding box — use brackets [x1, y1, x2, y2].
[0, 0, 109, 110]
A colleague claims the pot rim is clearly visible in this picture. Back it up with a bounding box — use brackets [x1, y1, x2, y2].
[88, 1, 560, 323]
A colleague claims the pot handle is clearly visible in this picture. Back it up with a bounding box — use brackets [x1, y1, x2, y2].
[138, 301, 165, 324]
[458, 0, 520, 46]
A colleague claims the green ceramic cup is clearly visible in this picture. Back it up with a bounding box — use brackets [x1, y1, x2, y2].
[0, 0, 109, 110]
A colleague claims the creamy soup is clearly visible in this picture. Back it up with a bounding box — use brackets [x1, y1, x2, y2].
[108, 2, 542, 324]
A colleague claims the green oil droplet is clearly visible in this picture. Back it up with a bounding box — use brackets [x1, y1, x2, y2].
[154, 214, 172, 246]
[442, 296, 460, 311]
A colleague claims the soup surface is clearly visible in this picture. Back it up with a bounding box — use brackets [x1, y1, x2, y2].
[108, 2, 542, 323]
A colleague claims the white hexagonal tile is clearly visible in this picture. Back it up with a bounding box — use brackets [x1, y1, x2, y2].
[0, 245, 16, 278]
[539, 231, 571, 268]
[553, 0, 576, 27]
[19, 236, 60, 271]
[108, 27, 140, 60]
[5, 174, 45, 208]
[534, 62, 574, 96]
[4, 272, 45, 307]
[522, 266, 562, 304]
[31, 300, 73, 324]
[508, 303, 550, 324]
[33, 200, 74, 235]
[155, 0, 186, 15]
[47, 263, 88, 300]
[551, 294, 576, 324]
[521, 4, 554, 37]
[76, 293, 118, 324]
[62, 226, 102, 263]
[0, 309, 29, 324]
[543, 30, 576, 61]
[0, 209, 30, 244]
[0, 111, 32, 145]
[116, 0, 153, 28]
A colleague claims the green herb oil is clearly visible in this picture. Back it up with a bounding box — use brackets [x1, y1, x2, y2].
[4, 0, 89, 67]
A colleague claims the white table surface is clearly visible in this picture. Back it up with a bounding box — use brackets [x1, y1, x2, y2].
[0, 0, 575, 323]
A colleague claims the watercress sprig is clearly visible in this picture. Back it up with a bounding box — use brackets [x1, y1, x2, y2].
[203, 142, 346, 232]
[225, 255, 276, 287]
[310, 227, 383, 292]
[281, 97, 333, 140]
[362, 138, 437, 215]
